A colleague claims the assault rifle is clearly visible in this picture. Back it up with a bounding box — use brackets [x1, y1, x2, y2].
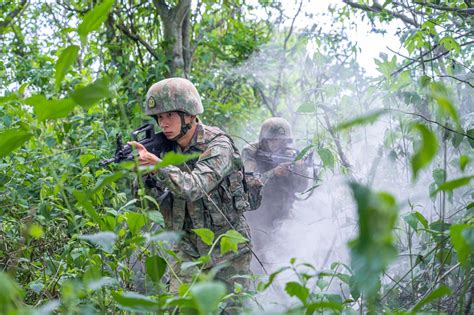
[100, 123, 170, 166]
[255, 148, 314, 168]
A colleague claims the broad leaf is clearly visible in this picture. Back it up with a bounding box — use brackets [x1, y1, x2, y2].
[317, 148, 335, 170]
[145, 255, 167, 283]
[78, 232, 116, 253]
[0, 127, 32, 158]
[25, 95, 76, 122]
[55, 45, 79, 89]
[411, 285, 451, 312]
[220, 230, 248, 255]
[193, 228, 215, 246]
[285, 281, 309, 304]
[450, 224, 474, 267]
[335, 109, 386, 131]
[124, 212, 146, 235]
[410, 123, 439, 180]
[348, 182, 398, 300]
[190, 282, 226, 315]
[155, 151, 200, 169]
[111, 291, 160, 312]
[78, 0, 116, 45]
[431, 175, 474, 197]
[70, 78, 111, 108]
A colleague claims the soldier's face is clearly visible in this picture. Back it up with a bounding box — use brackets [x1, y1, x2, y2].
[156, 111, 182, 139]
[265, 139, 289, 153]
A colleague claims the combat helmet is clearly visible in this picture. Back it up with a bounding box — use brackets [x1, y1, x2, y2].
[145, 77, 204, 116]
[259, 117, 293, 143]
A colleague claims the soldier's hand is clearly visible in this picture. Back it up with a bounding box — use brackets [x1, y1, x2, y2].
[274, 163, 291, 177]
[128, 141, 160, 166]
[294, 159, 306, 171]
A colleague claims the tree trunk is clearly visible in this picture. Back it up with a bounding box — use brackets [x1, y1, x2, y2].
[154, 0, 192, 78]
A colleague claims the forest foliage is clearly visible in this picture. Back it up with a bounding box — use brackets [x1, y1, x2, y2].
[0, 0, 473, 314]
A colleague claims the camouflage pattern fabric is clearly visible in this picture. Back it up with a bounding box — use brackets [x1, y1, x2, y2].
[143, 122, 252, 289]
[242, 141, 308, 250]
[145, 77, 204, 116]
[258, 117, 293, 142]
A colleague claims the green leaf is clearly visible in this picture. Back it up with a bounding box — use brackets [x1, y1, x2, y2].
[460, 155, 470, 172]
[55, 45, 79, 89]
[192, 228, 215, 246]
[335, 109, 386, 131]
[317, 148, 335, 170]
[25, 95, 76, 122]
[295, 144, 314, 161]
[467, 129, 474, 148]
[79, 153, 96, 167]
[411, 285, 451, 312]
[79, 232, 116, 253]
[285, 281, 309, 304]
[419, 75, 432, 88]
[220, 230, 248, 255]
[403, 211, 428, 231]
[124, 212, 146, 235]
[439, 36, 461, 53]
[145, 255, 167, 283]
[0, 127, 33, 159]
[111, 291, 160, 312]
[70, 78, 111, 109]
[450, 224, 474, 267]
[155, 151, 200, 169]
[430, 82, 460, 128]
[73, 190, 101, 225]
[431, 175, 474, 197]
[348, 182, 398, 300]
[410, 123, 439, 180]
[93, 171, 124, 193]
[77, 0, 116, 45]
[29, 224, 44, 239]
[190, 282, 226, 315]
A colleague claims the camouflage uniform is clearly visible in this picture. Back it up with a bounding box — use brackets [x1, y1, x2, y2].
[141, 78, 252, 293]
[243, 118, 308, 250]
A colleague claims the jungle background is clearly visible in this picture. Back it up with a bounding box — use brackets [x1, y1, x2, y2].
[0, 0, 473, 314]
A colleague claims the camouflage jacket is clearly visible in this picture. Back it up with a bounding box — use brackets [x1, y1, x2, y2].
[143, 123, 251, 263]
[242, 142, 308, 217]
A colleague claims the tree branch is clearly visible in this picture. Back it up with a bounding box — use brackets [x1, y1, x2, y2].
[110, 13, 160, 60]
[0, 0, 28, 30]
[343, 0, 419, 27]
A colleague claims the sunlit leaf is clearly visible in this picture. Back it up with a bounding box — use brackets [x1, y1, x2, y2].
[190, 282, 226, 315]
[306, 301, 343, 312]
[459, 155, 470, 172]
[193, 228, 215, 246]
[220, 230, 248, 255]
[73, 190, 101, 225]
[80, 153, 96, 167]
[29, 224, 44, 239]
[155, 151, 200, 169]
[124, 212, 146, 235]
[70, 78, 111, 109]
[0, 127, 33, 159]
[25, 95, 76, 122]
[55, 45, 79, 89]
[93, 171, 124, 193]
[410, 123, 439, 180]
[335, 109, 386, 131]
[411, 285, 451, 312]
[111, 291, 160, 312]
[78, 0, 116, 45]
[145, 255, 167, 283]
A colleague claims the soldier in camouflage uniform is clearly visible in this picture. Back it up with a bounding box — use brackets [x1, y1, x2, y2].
[129, 78, 252, 297]
[243, 117, 308, 252]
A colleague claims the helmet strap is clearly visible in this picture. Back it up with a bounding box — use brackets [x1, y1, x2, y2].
[170, 112, 192, 142]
